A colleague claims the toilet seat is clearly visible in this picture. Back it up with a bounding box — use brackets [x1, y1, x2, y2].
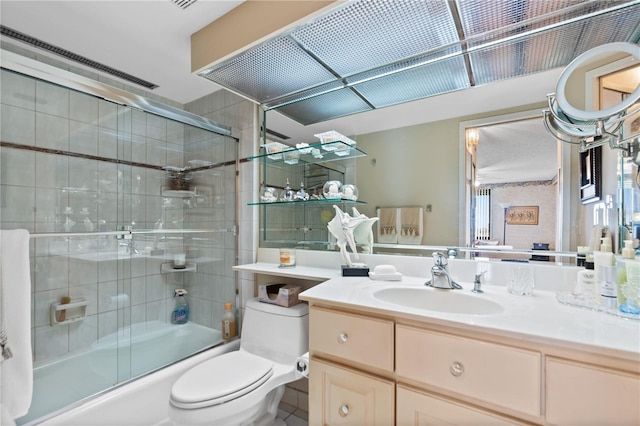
[170, 351, 274, 410]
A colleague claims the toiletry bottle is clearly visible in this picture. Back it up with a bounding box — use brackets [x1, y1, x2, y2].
[622, 239, 635, 259]
[576, 261, 596, 301]
[171, 289, 189, 324]
[593, 250, 614, 301]
[600, 266, 618, 309]
[576, 246, 589, 267]
[222, 303, 236, 340]
[620, 260, 640, 316]
[600, 237, 612, 253]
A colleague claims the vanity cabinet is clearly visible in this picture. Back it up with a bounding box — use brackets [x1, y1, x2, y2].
[309, 358, 395, 425]
[396, 384, 526, 425]
[248, 141, 367, 249]
[396, 324, 541, 419]
[307, 304, 640, 426]
[545, 357, 640, 425]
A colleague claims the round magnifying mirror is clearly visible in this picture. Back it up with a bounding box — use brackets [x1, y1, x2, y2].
[556, 42, 640, 122]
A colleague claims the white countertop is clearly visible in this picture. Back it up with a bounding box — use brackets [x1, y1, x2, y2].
[235, 262, 640, 362]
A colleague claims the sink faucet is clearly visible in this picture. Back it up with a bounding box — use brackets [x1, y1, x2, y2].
[425, 252, 462, 289]
[118, 225, 140, 255]
[472, 273, 485, 293]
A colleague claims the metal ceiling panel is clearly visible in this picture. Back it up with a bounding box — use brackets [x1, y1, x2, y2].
[198, 0, 640, 125]
[349, 53, 470, 108]
[470, 6, 640, 85]
[199, 36, 337, 103]
[456, 0, 623, 38]
[274, 88, 372, 125]
[291, 0, 460, 77]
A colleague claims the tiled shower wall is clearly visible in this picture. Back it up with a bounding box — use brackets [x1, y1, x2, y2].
[0, 49, 239, 368]
[185, 91, 259, 317]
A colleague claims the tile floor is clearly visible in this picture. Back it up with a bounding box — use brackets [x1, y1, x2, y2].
[277, 409, 308, 426]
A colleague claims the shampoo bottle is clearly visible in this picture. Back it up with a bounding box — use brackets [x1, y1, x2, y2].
[222, 303, 236, 340]
[171, 289, 189, 324]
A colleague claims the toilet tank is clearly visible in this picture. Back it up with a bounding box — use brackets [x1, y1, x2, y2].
[240, 299, 309, 365]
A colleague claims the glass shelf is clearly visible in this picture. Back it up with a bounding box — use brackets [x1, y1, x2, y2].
[247, 141, 366, 167]
[249, 199, 366, 206]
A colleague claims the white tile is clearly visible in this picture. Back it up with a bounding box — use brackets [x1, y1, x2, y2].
[1, 69, 35, 110]
[34, 324, 68, 363]
[98, 126, 118, 159]
[36, 112, 69, 150]
[98, 101, 118, 130]
[36, 80, 69, 118]
[35, 152, 68, 189]
[70, 120, 98, 156]
[70, 91, 98, 124]
[1, 104, 35, 145]
[2, 147, 35, 187]
[286, 413, 308, 426]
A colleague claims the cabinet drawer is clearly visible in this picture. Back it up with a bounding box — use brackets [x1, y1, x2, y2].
[397, 385, 527, 426]
[309, 358, 395, 426]
[396, 325, 541, 418]
[546, 357, 640, 425]
[310, 307, 394, 372]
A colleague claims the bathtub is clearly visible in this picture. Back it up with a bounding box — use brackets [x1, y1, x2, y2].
[18, 321, 236, 426]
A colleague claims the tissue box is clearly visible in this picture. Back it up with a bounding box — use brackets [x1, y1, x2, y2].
[258, 284, 300, 307]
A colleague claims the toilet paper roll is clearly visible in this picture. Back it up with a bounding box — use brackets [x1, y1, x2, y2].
[296, 352, 309, 378]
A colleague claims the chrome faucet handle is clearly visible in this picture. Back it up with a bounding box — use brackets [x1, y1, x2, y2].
[433, 252, 448, 267]
[472, 273, 484, 293]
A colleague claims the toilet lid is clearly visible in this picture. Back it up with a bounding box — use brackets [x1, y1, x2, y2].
[170, 351, 274, 409]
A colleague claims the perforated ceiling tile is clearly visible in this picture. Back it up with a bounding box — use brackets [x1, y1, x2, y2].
[275, 88, 372, 125]
[470, 6, 640, 85]
[291, 0, 460, 77]
[457, 0, 612, 38]
[199, 36, 337, 103]
[351, 54, 470, 108]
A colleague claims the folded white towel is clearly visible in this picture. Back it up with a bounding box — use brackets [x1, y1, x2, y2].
[0, 229, 33, 420]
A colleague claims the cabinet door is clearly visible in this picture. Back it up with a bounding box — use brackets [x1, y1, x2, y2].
[310, 307, 394, 372]
[546, 357, 640, 425]
[396, 324, 541, 418]
[397, 385, 526, 426]
[309, 358, 394, 426]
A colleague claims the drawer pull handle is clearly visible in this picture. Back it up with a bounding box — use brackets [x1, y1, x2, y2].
[338, 333, 348, 344]
[339, 404, 349, 417]
[450, 361, 464, 377]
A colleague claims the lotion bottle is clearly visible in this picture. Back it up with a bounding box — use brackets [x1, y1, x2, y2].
[600, 266, 618, 309]
[622, 239, 635, 259]
[222, 303, 236, 340]
[576, 260, 596, 301]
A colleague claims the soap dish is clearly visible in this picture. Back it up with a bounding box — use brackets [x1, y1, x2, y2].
[369, 271, 402, 281]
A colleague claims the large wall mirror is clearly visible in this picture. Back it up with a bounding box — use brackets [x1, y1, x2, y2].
[260, 45, 640, 265]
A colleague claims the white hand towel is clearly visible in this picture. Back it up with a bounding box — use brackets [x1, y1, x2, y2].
[0, 229, 33, 420]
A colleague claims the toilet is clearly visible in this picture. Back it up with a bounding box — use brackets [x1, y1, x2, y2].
[168, 298, 309, 426]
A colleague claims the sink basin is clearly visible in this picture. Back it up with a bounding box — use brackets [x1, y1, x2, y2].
[373, 287, 504, 315]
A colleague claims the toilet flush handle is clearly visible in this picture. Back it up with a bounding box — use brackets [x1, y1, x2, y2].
[338, 333, 348, 344]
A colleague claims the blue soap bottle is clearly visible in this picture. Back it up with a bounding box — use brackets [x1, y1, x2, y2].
[172, 289, 189, 324]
